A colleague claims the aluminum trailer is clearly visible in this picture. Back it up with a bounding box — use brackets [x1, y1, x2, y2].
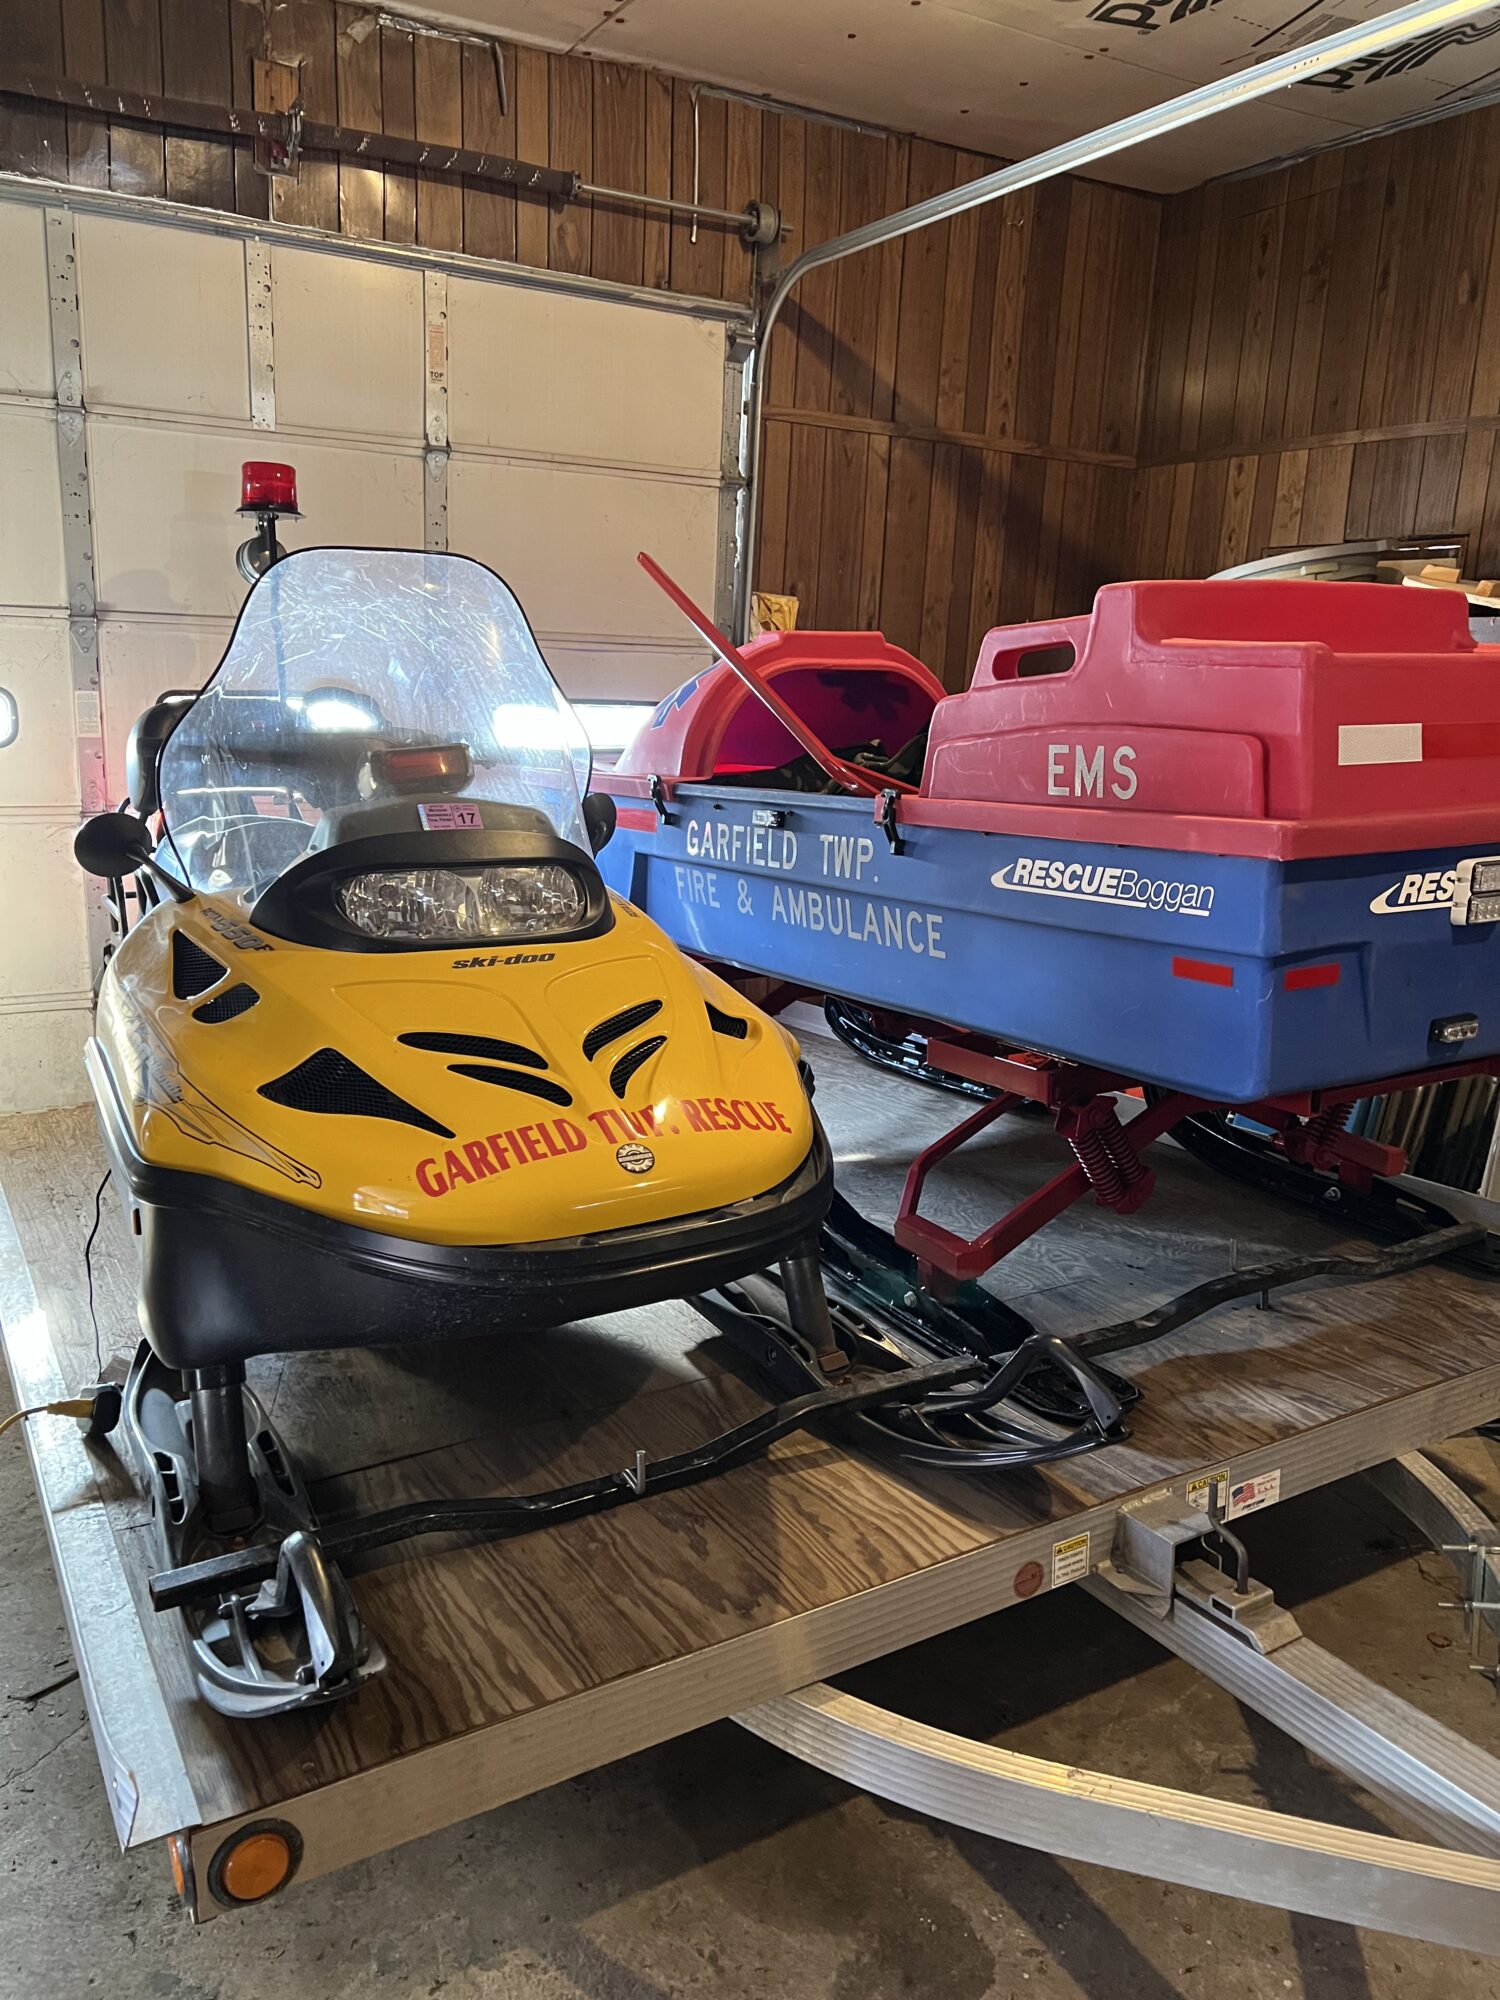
[7, 1042, 1500, 1946]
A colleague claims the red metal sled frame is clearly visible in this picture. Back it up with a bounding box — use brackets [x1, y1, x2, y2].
[892, 1038, 1500, 1286]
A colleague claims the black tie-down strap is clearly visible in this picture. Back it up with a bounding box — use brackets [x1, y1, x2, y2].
[1072, 1220, 1484, 1361]
[145, 1212, 1480, 1621]
[149, 1333, 1126, 1616]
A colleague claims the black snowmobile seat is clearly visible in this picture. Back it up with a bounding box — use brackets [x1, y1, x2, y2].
[125, 692, 196, 816]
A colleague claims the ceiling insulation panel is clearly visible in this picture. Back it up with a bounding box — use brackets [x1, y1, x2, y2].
[390, 0, 1500, 190]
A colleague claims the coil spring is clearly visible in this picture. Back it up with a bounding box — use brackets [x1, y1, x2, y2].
[1102, 1117, 1150, 1187]
[1068, 1117, 1129, 1205]
[1299, 1098, 1355, 1160]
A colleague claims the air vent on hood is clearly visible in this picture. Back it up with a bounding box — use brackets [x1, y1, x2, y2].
[583, 999, 663, 1062]
[706, 1003, 749, 1040]
[610, 1035, 667, 1100]
[447, 1064, 573, 1106]
[172, 931, 226, 1000]
[398, 1031, 547, 1067]
[194, 983, 260, 1024]
[259, 1048, 453, 1138]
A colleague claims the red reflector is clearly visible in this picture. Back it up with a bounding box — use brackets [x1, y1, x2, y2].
[1171, 956, 1233, 987]
[616, 806, 657, 833]
[241, 459, 298, 512]
[1283, 962, 1341, 991]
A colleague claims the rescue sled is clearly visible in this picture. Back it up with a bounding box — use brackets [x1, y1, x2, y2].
[598, 560, 1500, 1285]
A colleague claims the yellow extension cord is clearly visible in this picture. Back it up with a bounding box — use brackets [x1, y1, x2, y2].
[0, 1399, 98, 1437]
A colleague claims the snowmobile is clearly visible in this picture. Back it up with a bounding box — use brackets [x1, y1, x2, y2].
[74, 542, 1126, 1721]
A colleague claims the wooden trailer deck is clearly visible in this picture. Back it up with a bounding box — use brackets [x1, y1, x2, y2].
[7, 1033, 1500, 1928]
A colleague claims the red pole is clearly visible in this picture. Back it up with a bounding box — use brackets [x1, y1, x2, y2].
[637, 551, 916, 801]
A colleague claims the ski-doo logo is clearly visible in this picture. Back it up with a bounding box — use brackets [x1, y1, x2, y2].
[1370, 869, 1458, 915]
[451, 950, 557, 969]
[991, 856, 1215, 917]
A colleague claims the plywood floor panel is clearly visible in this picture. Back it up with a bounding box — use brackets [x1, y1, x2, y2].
[6, 1035, 1500, 1829]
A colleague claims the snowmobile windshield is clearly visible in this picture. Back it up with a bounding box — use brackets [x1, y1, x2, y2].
[157, 548, 592, 902]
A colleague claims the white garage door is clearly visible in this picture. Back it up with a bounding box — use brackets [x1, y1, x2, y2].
[0, 183, 746, 1115]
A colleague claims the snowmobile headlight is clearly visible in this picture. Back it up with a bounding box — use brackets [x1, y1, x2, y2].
[336, 864, 588, 941]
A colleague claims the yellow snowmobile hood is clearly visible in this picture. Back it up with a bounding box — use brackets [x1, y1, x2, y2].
[93, 893, 816, 1247]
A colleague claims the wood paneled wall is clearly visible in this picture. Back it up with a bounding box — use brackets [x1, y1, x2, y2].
[758, 170, 1151, 684]
[0, 0, 1158, 687]
[1124, 109, 1500, 582]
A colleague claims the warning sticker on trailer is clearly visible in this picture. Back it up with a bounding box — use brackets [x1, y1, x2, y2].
[1186, 1467, 1229, 1516]
[1225, 1469, 1281, 1521]
[1051, 1531, 1090, 1587]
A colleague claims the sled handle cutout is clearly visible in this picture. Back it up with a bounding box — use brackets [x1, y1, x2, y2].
[1015, 642, 1077, 680]
[637, 552, 917, 800]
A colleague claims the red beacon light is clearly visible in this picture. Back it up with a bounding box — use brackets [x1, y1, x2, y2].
[238, 460, 301, 518]
[236, 462, 302, 583]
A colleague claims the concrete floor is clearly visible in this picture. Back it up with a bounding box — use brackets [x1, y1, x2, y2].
[5, 1357, 1500, 1999]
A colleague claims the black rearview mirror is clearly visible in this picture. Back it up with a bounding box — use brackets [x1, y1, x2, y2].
[74, 811, 154, 880]
[583, 792, 617, 854]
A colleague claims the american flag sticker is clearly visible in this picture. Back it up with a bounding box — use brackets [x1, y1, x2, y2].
[1225, 1468, 1281, 1521]
[418, 802, 482, 831]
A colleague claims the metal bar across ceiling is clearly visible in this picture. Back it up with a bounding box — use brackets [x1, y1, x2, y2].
[733, 0, 1500, 637]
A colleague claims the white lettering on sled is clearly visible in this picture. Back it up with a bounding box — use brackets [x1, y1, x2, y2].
[771, 884, 945, 958]
[672, 864, 720, 908]
[993, 856, 1215, 916]
[1046, 742, 1139, 801]
[817, 831, 876, 881]
[684, 816, 798, 870]
[1369, 869, 1457, 915]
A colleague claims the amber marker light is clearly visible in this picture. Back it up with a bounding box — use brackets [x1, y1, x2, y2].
[208, 1821, 302, 1905]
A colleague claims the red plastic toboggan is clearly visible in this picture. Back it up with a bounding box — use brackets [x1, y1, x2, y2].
[613, 631, 944, 785]
[914, 578, 1493, 859]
